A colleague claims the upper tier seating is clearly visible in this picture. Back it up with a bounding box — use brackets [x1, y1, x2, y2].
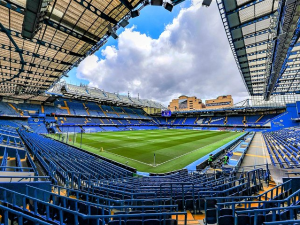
[154, 114, 279, 127]
[67, 84, 89, 96]
[0, 102, 19, 116]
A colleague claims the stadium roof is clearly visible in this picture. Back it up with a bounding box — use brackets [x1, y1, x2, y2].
[217, 0, 300, 100]
[47, 82, 167, 109]
[0, 0, 188, 100]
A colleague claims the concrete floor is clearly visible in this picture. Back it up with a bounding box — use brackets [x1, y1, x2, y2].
[239, 132, 271, 171]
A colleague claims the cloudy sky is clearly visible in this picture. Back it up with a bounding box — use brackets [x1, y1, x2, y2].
[67, 0, 249, 106]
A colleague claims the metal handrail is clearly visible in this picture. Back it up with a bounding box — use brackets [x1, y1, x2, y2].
[235, 205, 300, 225]
[28, 184, 172, 206]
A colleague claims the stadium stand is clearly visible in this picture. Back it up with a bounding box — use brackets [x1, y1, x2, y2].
[0, 71, 299, 225]
[1, 0, 300, 224]
[263, 127, 300, 168]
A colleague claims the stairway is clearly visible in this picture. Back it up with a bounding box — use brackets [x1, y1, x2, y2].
[208, 117, 212, 125]
[83, 103, 90, 116]
[8, 103, 22, 116]
[243, 115, 247, 125]
[256, 115, 264, 123]
[98, 104, 107, 116]
[121, 107, 131, 118]
[60, 101, 71, 115]
[224, 116, 227, 125]
[194, 116, 199, 124]
[111, 106, 120, 116]
[56, 126, 61, 132]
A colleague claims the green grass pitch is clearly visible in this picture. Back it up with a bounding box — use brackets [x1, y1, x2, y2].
[52, 129, 242, 173]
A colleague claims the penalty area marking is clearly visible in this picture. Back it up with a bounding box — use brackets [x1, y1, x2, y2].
[98, 148, 153, 166]
[154, 134, 241, 167]
[77, 142, 153, 166]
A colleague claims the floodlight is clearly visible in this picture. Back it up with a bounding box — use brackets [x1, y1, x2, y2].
[164, 2, 173, 12]
[202, 0, 212, 7]
[151, 0, 163, 6]
[120, 19, 129, 28]
[131, 10, 140, 18]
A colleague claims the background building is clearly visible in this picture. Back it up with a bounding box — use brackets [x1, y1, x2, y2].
[205, 95, 233, 109]
[168, 95, 205, 111]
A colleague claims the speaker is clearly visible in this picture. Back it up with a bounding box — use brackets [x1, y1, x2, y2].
[164, 2, 173, 12]
[131, 10, 140, 18]
[151, 0, 163, 6]
[120, 19, 129, 28]
[202, 0, 212, 7]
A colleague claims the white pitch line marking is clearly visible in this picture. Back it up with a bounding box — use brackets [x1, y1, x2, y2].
[155, 134, 243, 167]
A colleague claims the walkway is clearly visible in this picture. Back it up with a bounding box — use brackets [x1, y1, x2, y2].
[239, 132, 270, 170]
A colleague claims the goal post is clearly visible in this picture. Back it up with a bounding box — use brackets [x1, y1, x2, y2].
[59, 132, 77, 145]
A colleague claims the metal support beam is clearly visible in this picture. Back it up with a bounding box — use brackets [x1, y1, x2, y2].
[0, 57, 63, 72]
[0, 44, 72, 66]
[0, 66, 60, 79]
[75, 0, 118, 24]
[0, 0, 25, 14]
[0, 25, 84, 58]
[0, 65, 62, 74]
[231, 14, 273, 30]
[44, 19, 97, 45]
[241, 63, 266, 69]
[118, 0, 134, 10]
[232, 29, 269, 44]
[237, 49, 267, 58]
[0, 81, 52, 90]
[235, 40, 269, 52]
[226, 0, 266, 15]
[0, 22, 25, 83]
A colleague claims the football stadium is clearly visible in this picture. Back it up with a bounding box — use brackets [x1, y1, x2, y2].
[0, 0, 300, 225]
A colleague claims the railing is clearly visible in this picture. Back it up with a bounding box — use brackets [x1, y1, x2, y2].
[1, 148, 8, 171]
[15, 151, 23, 172]
[159, 182, 194, 210]
[264, 220, 300, 225]
[200, 182, 248, 197]
[0, 186, 186, 225]
[235, 205, 300, 225]
[217, 189, 300, 217]
[0, 175, 50, 182]
[0, 204, 50, 225]
[26, 152, 38, 176]
[210, 179, 291, 209]
[215, 180, 298, 224]
[29, 184, 172, 207]
[0, 166, 34, 172]
[91, 185, 157, 199]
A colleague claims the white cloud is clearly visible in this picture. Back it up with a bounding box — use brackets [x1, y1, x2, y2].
[76, 1, 249, 106]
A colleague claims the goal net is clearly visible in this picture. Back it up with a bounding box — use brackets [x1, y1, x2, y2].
[58, 132, 77, 145]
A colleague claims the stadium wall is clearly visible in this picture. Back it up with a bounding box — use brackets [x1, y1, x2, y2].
[268, 102, 299, 131]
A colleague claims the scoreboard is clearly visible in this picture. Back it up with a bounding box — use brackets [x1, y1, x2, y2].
[161, 110, 172, 117]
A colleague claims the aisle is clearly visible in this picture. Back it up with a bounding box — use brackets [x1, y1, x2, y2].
[239, 132, 270, 169]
